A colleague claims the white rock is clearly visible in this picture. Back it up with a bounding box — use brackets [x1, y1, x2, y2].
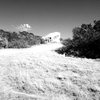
[42, 32, 61, 43]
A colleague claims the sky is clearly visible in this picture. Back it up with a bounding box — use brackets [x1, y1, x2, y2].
[0, 0, 100, 39]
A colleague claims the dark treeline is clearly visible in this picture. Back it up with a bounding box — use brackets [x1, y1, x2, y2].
[0, 30, 44, 48]
[56, 20, 100, 59]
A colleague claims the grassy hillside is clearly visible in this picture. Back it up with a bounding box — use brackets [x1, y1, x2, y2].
[0, 43, 100, 100]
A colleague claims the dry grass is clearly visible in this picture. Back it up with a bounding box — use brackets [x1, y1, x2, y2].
[0, 43, 100, 100]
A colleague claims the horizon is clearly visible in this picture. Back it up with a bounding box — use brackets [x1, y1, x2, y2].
[0, 0, 100, 39]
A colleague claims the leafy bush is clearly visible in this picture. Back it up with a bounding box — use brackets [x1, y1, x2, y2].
[0, 37, 8, 48]
[0, 30, 43, 48]
[8, 39, 30, 48]
[56, 20, 100, 59]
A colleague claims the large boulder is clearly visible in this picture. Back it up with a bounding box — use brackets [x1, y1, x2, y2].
[42, 32, 61, 43]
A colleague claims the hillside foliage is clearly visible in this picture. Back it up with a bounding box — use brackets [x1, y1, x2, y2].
[56, 20, 100, 59]
[0, 30, 44, 48]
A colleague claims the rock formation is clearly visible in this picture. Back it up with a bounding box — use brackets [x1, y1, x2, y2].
[42, 32, 61, 43]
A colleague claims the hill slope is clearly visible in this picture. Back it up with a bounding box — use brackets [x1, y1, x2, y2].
[0, 43, 100, 100]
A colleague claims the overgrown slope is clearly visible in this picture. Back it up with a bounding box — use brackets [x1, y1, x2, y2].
[0, 43, 100, 100]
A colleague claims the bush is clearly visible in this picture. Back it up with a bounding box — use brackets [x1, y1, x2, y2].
[56, 20, 100, 59]
[8, 39, 30, 48]
[0, 37, 8, 48]
[0, 30, 43, 49]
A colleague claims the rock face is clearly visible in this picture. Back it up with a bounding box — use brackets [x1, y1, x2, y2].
[42, 32, 61, 43]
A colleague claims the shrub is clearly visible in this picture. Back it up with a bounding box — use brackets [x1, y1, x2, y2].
[0, 37, 8, 48]
[56, 20, 100, 59]
[0, 30, 43, 48]
[8, 39, 29, 48]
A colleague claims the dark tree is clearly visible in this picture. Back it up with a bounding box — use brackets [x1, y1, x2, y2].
[56, 20, 100, 58]
[93, 20, 100, 32]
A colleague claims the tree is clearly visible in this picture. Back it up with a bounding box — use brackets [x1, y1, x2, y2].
[93, 20, 100, 32]
[0, 29, 43, 49]
[56, 20, 100, 58]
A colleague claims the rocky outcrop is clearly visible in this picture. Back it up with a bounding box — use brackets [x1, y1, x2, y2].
[42, 32, 61, 43]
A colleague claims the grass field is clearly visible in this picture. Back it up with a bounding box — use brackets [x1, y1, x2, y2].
[0, 43, 100, 100]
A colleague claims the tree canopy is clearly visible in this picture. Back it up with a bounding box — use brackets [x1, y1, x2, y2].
[56, 20, 100, 59]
